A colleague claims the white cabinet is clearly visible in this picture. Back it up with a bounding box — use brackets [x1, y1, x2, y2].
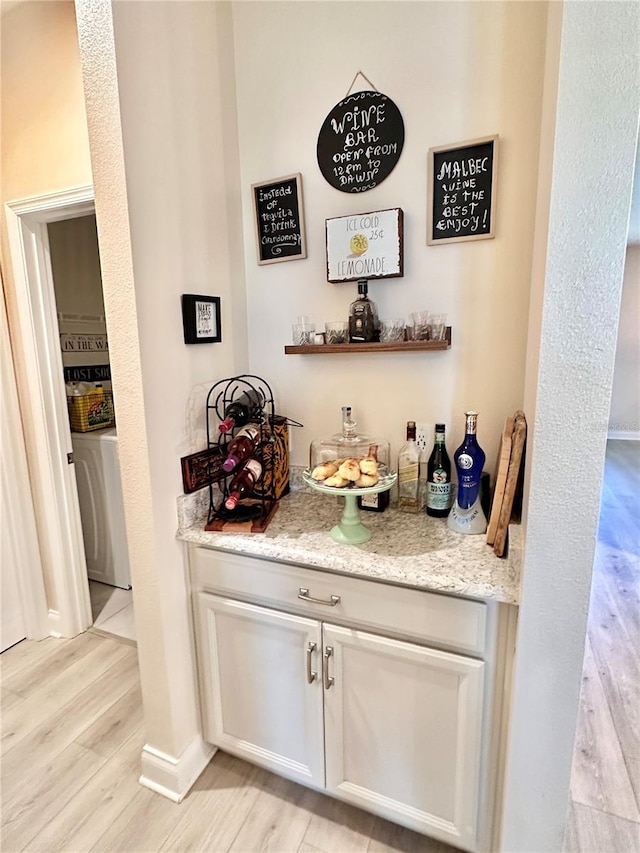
[189, 546, 514, 852]
[195, 594, 325, 789]
[323, 624, 485, 848]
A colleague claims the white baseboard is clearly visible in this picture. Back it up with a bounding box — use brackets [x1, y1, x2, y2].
[139, 736, 216, 802]
[608, 430, 640, 441]
[48, 609, 63, 637]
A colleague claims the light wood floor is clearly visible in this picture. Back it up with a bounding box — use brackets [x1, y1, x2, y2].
[564, 439, 640, 852]
[1, 440, 638, 853]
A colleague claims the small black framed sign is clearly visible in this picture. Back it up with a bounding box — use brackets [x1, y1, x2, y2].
[427, 135, 498, 245]
[252, 173, 307, 265]
[181, 294, 221, 344]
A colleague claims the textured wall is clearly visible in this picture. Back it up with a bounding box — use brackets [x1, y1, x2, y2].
[75, 0, 191, 757]
[76, 0, 249, 760]
[609, 246, 640, 437]
[503, 2, 640, 849]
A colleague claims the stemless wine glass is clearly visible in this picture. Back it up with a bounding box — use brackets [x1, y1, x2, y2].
[292, 322, 316, 345]
[428, 313, 447, 341]
[380, 319, 406, 342]
[324, 321, 348, 344]
[409, 311, 430, 340]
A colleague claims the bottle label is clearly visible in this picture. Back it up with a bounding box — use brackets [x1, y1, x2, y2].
[360, 492, 379, 509]
[237, 425, 260, 442]
[427, 481, 452, 510]
[244, 459, 262, 480]
[457, 453, 474, 470]
[398, 463, 419, 483]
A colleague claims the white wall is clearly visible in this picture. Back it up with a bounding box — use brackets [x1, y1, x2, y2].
[233, 1, 548, 468]
[1, 0, 93, 613]
[504, 2, 640, 850]
[48, 215, 104, 316]
[76, 0, 248, 774]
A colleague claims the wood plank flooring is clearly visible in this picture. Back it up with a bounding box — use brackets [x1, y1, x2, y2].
[566, 439, 640, 851]
[1, 440, 637, 852]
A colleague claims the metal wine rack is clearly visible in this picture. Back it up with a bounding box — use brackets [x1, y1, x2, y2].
[205, 374, 276, 527]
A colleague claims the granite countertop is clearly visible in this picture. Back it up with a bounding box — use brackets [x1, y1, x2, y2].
[177, 489, 521, 605]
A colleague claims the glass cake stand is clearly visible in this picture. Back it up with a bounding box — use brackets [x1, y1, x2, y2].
[303, 469, 397, 545]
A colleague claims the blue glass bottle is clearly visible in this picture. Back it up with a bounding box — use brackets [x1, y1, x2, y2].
[447, 411, 487, 534]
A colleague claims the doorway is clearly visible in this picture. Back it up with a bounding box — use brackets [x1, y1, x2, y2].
[4, 187, 135, 643]
[48, 214, 136, 643]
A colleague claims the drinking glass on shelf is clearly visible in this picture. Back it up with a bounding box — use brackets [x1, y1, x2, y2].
[324, 321, 348, 344]
[409, 311, 430, 341]
[429, 313, 447, 341]
[380, 319, 406, 342]
[292, 322, 316, 345]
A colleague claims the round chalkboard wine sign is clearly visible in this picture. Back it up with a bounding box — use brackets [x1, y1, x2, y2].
[317, 91, 404, 193]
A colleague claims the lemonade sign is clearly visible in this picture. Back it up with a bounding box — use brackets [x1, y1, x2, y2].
[326, 208, 404, 282]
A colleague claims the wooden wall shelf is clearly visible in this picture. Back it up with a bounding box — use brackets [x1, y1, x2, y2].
[285, 327, 451, 355]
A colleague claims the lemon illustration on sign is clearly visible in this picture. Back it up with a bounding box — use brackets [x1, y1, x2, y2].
[350, 233, 369, 256]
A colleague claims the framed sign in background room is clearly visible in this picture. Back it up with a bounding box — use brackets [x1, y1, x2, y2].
[181, 294, 221, 344]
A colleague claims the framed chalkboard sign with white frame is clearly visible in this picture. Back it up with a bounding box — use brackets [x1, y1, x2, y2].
[252, 173, 307, 265]
[427, 135, 498, 245]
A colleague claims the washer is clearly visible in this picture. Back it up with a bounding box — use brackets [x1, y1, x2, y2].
[71, 428, 132, 589]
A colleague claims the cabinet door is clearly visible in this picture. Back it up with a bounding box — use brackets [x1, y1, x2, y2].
[323, 624, 485, 851]
[195, 592, 325, 788]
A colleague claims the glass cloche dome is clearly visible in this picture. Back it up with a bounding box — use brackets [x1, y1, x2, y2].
[308, 407, 390, 487]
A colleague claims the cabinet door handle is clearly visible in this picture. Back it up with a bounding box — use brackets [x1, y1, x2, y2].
[298, 588, 341, 607]
[306, 642, 317, 684]
[323, 646, 335, 690]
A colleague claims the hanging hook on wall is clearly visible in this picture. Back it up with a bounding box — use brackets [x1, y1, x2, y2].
[344, 70, 380, 98]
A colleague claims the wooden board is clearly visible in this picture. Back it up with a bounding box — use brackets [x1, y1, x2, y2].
[205, 501, 278, 534]
[486, 415, 514, 546]
[493, 411, 527, 557]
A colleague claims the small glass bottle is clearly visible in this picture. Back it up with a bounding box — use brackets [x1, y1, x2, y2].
[426, 423, 453, 517]
[398, 421, 420, 513]
[447, 411, 487, 534]
[221, 425, 262, 473]
[224, 458, 263, 510]
[348, 279, 379, 343]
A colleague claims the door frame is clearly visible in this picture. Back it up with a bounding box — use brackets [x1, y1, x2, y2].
[5, 186, 96, 637]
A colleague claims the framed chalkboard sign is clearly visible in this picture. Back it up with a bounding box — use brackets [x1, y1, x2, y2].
[252, 173, 307, 265]
[427, 135, 498, 245]
[317, 91, 405, 194]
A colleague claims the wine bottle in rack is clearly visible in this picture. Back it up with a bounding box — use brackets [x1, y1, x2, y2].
[222, 425, 262, 473]
[224, 459, 263, 510]
[218, 388, 263, 434]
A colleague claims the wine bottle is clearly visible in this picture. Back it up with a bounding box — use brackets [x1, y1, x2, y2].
[218, 389, 263, 434]
[398, 421, 420, 513]
[348, 279, 379, 343]
[447, 411, 487, 534]
[224, 458, 263, 510]
[426, 423, 452, 517]
[221, 425, 261, 473]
